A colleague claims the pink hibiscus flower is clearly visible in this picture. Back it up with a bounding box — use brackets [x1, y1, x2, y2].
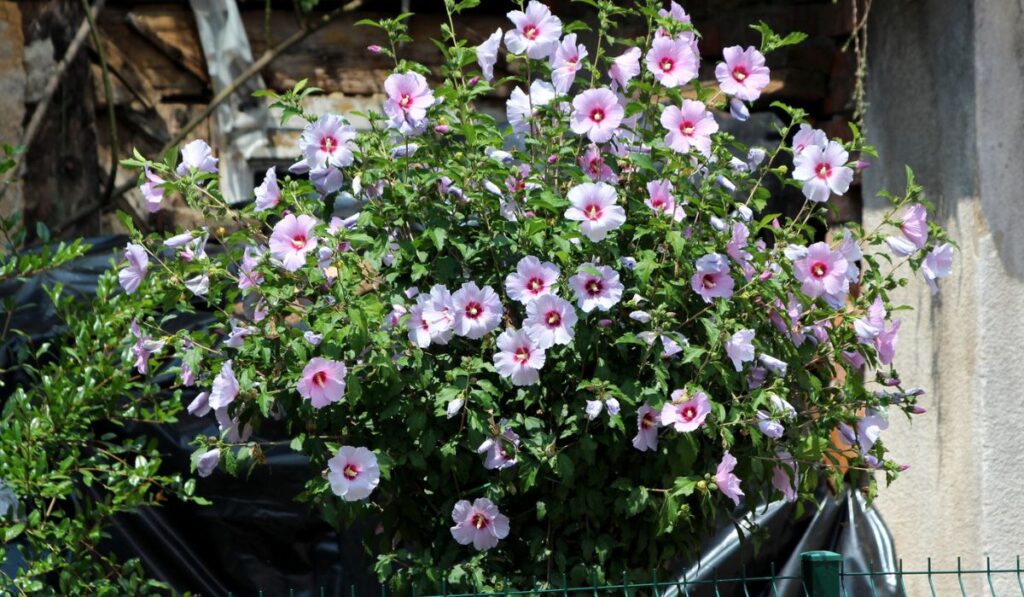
[885, 203, 929, 256]
[253, 166, 280, 212]
[772, 451, 798, 503]
[523, 294, 577, 349]
[504, 1, 562, 59]
[609, 47, 642, 90]
[564, 182, 626, 242]
[176, 139, 218, 176]
[568, 263, 623, 313]
[660, 389, 711, 432]
[140, 168, 165, 213]
[725, 329, 755, 372]
[921, 242, 953, 294]
[646, 36, 698, 88]
[632, 403, 659, 452]
[570, 88, 624, 144]
[452, 282, 503, 339]
[715, 451, 745, 506]
[505, 256, 560, 304]
[118, 243, 149, 294]
[269, 214, 319, 272]
[327, 446, 380, 501]
[300, 114, 357, 169]
[579, 144, 618, 184]
[645, 179, 685, 221]
[792, 124, 827, 155]
[493, 328, 546, 386]
[408, 284, 456, 347]
[450, 498, 510, 551]
[792, 242, 849, 299]
[661, 99, 718, 156]
[297, 357, 348, 409]
[208, 360, 239, 410]
[506, 80, 557, 134]
[383, 72, 435, 135]
[793, 140, 854, 202]
[551, 33, 588, 94]
[476, 28, 503, 82]
[478, 425, 521, 470]
[715, 46, 771, 101]
[691, 253, 735, 302]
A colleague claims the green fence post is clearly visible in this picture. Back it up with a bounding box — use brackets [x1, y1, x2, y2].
[801, 551, 842, 597]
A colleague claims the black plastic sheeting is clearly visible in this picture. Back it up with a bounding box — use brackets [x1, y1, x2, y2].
[1, 237, 899, 596]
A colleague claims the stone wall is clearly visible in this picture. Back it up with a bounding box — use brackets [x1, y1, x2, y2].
[864, 0, 1024, 592]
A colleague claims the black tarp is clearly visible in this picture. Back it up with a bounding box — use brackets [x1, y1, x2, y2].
[1, 237, 899, 596]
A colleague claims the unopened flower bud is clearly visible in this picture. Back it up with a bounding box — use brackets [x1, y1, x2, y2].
[367, 44, 383, 54]
[468, 75, 480, 86]
[898, 463, 911, 472]
[910, 405, 927, 415]
[696, 480, 708, 494]
[759, 269, 774, 282]
[598, 319, 613, 328]
[547, 154, 558, 163]
[855, 159, 871, 171]
[434, 124, 450, 134]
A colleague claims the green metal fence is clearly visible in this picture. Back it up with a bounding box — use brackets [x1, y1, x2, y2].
[229, 551, 1024, 595]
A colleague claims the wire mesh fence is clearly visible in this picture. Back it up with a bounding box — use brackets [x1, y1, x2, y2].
[225, 552, 1024, 596]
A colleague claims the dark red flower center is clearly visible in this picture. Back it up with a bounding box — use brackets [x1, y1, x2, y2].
[681, 405, 697, 421]
[465, 302, 483, 319]
[702, 274, 717, 289]
[811, 262, 828, 278]
[291, 234, 307, 250]
[732, 66, 748, 82]
[400, 94, 412, 109]
[527, 277, 545, 292]
[471, 513, 490, 529]
[514, 346, 531, 364]
[815, 163, 832, 179]
[641, 411, 657, 429]
[545, 310, 562, 327]
[680, 121, 695, 135]
[590, 108, 605, 123]
[312, 370, 328, 387]
[586, 279, 603, 296]
[660, 57, 674, 73]
[585, 204, 603, 221]
[343, 463, 360, 480]
[320, 136, 337, 154]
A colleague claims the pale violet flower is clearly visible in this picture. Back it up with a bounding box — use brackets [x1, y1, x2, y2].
[632, 403, 659, 451]
[691, 253, 734, 302]
[725, 329, 755, 371]
[140, 168, 165, 213]
[715, 451, 744, 506]
[208, 360, 239, 409]
[550, 33, 587, 94]
[478, 426, 520, 470]
[118, 243, 149, 294]
[506, 80, 556, 134]
[269, 214, 319, 272]
[645, 179, 685, 221]
[609, 47, 641, 90]
[885, 203, 928, 256]
[300, 114, 357, 169]
[253, 166, 280, 211]
[297, 357, 347, 409]
[383, 72, 435, 135]
[476, 28, 502, 82]
[196, 449, 221, 478]
[176, 139, 218, 175]
[792, 241, 848, 300]
[921, 242, 953, 294]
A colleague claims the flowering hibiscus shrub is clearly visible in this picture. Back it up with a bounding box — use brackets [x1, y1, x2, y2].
[116, 0, 952, 590]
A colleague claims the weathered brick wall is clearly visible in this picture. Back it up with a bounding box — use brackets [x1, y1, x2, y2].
[10, 0, 866, 237]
